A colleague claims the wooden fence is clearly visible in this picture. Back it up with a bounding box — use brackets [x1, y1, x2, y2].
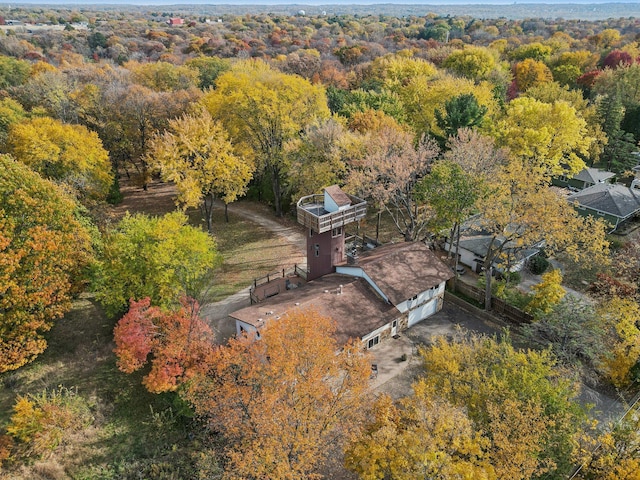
[447, 280, 533, 325]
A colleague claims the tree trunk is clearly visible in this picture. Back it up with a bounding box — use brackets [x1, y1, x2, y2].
[485, 266, 492, 311]
[453, 223, 461, 289]
[225, 203, 229, 223]
[376, 211, 381, 242]
[202, 193, 215, 235]
[271, 169, 282, 217]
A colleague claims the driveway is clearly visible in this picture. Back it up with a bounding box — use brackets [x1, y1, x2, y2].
[372, 301, 504, 399]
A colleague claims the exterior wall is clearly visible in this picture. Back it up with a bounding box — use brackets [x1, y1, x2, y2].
[236, 320, 258, 337]
[444, 239, 484, 272]
[324, 191, 350, 213]
[307, 230, 334, 280]
[573, 205, 620, 231]
[335, 265, 389, 302]
[306, 228, 346, 281]
[396, 282, 444, 313]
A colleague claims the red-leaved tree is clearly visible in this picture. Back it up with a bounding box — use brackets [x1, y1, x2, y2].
[113, 297, 214, 393]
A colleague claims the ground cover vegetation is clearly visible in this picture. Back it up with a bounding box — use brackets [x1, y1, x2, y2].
[1, 5, 640, 478]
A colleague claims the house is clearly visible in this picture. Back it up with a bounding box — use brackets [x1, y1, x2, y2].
[232, 186, 453, 349]
[445, 232, 541, 274]
[568, 182, 640, 232]
[232, 241, 452, 349]
[553, 167, 615, 191]
[167, 18, 184, 25]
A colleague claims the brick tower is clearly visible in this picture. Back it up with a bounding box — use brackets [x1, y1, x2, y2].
[296, 185, 367, 281]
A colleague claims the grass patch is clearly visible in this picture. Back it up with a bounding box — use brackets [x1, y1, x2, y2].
[207, 208, 302, 302]
[0, 294, 209, 479]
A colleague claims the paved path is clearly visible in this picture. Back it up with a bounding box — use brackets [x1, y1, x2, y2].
[199, 201, 306, 344]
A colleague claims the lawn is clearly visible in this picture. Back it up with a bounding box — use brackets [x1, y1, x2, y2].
[206, 205, 303, 302]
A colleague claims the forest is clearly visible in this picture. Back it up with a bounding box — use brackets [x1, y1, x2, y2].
[1, 4, 640, 479]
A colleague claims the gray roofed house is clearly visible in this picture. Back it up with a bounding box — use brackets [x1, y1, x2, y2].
[568, 183, 640, 232]
[446, 234, 541, 274]
[553, 167, 615, 191]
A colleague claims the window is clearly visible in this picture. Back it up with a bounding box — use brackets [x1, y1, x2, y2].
[367, 336, 380, 349]
[314, 244, 320, 257]
[332, 226, 342, 237]
[309, 229, 314, 237]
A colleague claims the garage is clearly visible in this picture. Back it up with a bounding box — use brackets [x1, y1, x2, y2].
[407, 299, 438, 327]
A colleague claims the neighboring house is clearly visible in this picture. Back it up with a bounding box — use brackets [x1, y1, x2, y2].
[553, 167, 615, 191]
[232, 241, 452, 349]
[568, 183, 640, 232]
[232, 185, 453, 349]
[445, 233, 541, 274]
[167, 18, 184, 25]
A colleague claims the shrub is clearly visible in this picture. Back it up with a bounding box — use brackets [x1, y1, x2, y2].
[6, 386, 93, 458]
[528, 255, 550, 275]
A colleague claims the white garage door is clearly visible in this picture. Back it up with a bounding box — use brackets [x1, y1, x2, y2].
[408, 299, 438, 327]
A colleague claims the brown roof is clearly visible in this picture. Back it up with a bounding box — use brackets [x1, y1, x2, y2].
[356, 242, 453, 305]
[230, 274, 398, 346]
[324, 185, 351, 207]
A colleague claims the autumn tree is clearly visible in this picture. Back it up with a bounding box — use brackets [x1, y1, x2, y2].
[513, 58, 554, 93]
[477, 161, 609, 309]
[418, 334, 588, 479]
[286, 117, 354, 202]
[0, 97, 26, 151]
[102, 82, 200, 189]
[525, 269, 566, 317]
[346, 127, 440, 241]
[184, 56, 231, 90]
[147, 109, 252, 233]
[599, 297, 640, 388]
[124, 60, 199, 91]
[574, 405, 640, 480]
[395, 73, 498, 139]
[0, 55, 31, 88]
[94, 211, 220, 317]
[493, 96, 593, 178]
[345, 394, 492, 479]
[184, 308, 371, 479]
[201, 59, 330, 216]
[0, 155, 93, 372]
[443, 127, 509, 179]
[442, 46, 497, 80]
[113, 297, 215, 393]
[7, 116, 113, 201]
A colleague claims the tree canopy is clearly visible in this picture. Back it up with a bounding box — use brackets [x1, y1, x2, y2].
[0, 155, 93, 372]
[94, 211, 220, 317]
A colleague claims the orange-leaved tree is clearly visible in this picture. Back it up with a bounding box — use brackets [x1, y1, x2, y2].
[184, 307, 372, 479]
[113, 297, 215, 393]
[1, 155, 93, 372]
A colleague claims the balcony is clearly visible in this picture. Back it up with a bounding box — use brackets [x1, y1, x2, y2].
[297, 193, 367, 234]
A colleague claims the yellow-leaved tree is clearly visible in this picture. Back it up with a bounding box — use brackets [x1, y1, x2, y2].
[599, 297, 640, 387]
[147, 109, 253, 233]
[394, 73, 498, 139]
[201, 59, 330, 216]
[478, 160, 609, 310]
[525, 269, 566, 317]
[345, 394, 493, 479]
[493, 96, 593, 178]
[7, 116, 112, 201]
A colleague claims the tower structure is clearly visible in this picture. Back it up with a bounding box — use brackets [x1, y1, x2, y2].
[296, 185, 367, 281]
